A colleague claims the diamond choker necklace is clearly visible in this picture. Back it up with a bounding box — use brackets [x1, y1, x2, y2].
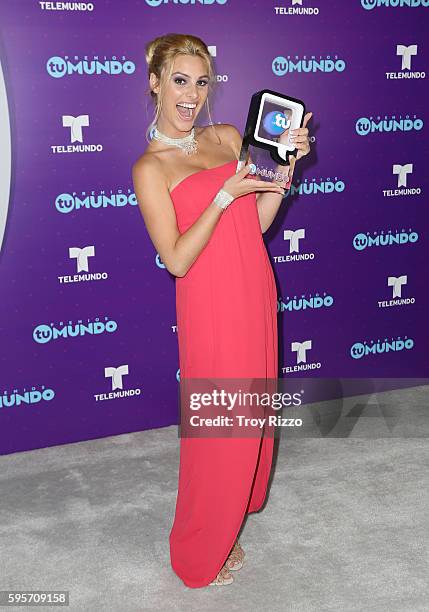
[151, 124, 198, 155]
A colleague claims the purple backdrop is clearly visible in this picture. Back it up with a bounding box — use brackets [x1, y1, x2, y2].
[0, 0, 428, 455]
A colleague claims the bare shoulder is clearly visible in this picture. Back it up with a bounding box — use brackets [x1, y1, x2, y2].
[132, 150, 163, 180]
[132, 153, 175, 218]
[199, 123, 243, 158]
[216, 122, 242, 138]
[215, 123, 242, 148]
[200, 122, 241, 142]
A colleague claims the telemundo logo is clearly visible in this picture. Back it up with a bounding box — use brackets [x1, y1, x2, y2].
[272, 55, 346, 76]
[361, 0, 429, 9]
[355, 115, 423, 136]
[46, 56, 135, 78]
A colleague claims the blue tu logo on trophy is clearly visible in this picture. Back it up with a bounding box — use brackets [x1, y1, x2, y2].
[263, 111, 291, 136]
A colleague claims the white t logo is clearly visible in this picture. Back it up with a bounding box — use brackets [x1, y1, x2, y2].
[396, 44, 417, 71]
[291, 340, 312, 364]
[69, 246, 95, 273]
[105, 365, 129, 391]
[393, 163, 412, 188]
[388, 275, 407, 298]
[283, 228, 305, 253]
[62, 114, 90, 143]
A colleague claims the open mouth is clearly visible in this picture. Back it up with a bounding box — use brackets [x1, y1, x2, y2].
[176, 102, 197, 121]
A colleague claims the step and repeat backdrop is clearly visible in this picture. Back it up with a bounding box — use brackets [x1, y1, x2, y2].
[0, 0, 427, 454]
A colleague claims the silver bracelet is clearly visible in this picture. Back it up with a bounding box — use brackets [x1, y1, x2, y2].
[213, 188, 234, 211]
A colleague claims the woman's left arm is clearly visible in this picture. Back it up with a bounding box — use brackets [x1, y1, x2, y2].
[256, 112, 313, 233]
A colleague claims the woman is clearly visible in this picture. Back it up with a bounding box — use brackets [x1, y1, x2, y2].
[132, 33, 311, 588]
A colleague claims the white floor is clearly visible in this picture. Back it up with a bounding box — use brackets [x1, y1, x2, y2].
[1, 385, 429, 611]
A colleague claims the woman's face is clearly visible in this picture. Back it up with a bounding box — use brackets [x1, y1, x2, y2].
[152, 54, 210, 134]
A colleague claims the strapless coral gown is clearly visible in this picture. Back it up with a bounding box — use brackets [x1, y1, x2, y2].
[169, 160, 278, 588]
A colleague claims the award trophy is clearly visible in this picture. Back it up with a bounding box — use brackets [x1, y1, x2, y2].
[236, 89, 306, 189]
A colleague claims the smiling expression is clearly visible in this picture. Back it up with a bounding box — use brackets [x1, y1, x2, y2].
[150, 54, 211, 137]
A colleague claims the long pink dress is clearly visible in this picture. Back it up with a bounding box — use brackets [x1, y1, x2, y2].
[169, 160, 278, 588]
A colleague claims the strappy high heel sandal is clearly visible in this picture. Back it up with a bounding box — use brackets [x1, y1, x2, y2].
[225, 540, 245, 572]
[209, 565, 234, 586]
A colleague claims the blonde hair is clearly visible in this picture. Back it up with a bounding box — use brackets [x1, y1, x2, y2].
[144, 33, 220, 144]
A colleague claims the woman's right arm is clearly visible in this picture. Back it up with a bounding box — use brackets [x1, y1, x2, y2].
[132, 157, 284, 278]
[132, 157, 227, 278]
